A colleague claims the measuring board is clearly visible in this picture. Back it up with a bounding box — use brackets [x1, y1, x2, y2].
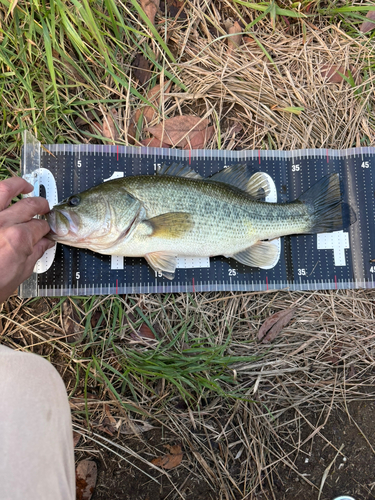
[19, 131, 375, 297]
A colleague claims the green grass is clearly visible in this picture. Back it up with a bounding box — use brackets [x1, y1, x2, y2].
[0, 0, 184, 168]
[59, 295, 259, 415]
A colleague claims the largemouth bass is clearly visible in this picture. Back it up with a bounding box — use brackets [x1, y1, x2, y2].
[47, 163, 354, 279]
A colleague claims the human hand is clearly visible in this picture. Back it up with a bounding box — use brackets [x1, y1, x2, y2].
[0, 177, 53, 303]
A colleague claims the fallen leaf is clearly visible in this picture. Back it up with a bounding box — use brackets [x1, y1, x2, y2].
[147, 116, 209, 147]
[126, 119, 139, 145]
[139, 323, 156, 339]
[232, 123, 243, 134]
[360, 10, 375, 33]
[257, 307, 296, 343]
[227, 21, 242, 50]
[133, 53, 151, 86]
[92, 417, 116, 436]
[76, 460, 97, 500]
[120, 420, 155, 435]
[243, 36, 255, 45]
[73, 431, 81, 448]
[61, 300, 83, 343]
[141, 137, 170, 148]
[90, 121, 101, 135]
[183, 125, 215, 149]
[160, 0, 187, 19]
[105, 404, 117, 426]
[320, 65, 350, 83]
[102, 111, 119, 142]
[140, 0, 160, 26]
[75, 111, 95, 127]
[90, 309, 102, 328]
[143, 81, 172, 123]
[130, 322, 158, 346]
[320, 344, 343, 365]
[151, 444, 183, 469]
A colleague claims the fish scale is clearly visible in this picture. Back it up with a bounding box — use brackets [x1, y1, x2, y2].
[19, 132, 375, 297]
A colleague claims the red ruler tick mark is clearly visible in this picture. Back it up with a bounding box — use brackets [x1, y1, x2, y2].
[189, 150, 191, 165]
[117, 145, 119, 161]
[192, 277, 195, 293]
[116, 279, 118, 294]
[258, 150, 261, 164]
[334, 275, 337, 290]
[326, 149, 329, 163]
[266, 276, 269, 290]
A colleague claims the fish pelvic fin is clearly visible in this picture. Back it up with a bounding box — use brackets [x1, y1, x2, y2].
[209, 165, 270, 199]
[232, 241, 279, 268]
[146, 252, 177, 280]
[298, 173, 356, 233]
[146, 212, 193, 239]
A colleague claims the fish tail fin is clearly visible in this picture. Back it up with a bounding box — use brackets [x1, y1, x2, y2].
[298, 173, 356, 233]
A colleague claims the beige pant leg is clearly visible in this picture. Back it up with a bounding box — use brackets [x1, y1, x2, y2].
[0, 344, 75, 500]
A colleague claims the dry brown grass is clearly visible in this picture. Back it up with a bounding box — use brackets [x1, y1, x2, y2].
[2, 287, 375, 498]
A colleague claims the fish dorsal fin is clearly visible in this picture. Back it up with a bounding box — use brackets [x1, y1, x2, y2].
[157, 162, 202, 179]
[146, 212, 193, 239]
[146, 252, 177, 280]
[209, 165, 270, 199]
[231, 241, 279, 268]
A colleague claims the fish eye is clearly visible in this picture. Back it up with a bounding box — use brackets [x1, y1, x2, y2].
[68, 196, 80, 207]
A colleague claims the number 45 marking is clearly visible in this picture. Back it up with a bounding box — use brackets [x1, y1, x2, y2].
[361, 161, 370, 168]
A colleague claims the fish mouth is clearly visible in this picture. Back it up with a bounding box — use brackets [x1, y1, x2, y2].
[47, 209, 80, 239]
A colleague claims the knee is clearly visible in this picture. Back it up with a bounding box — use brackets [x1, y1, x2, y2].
[0, 347, 69, 410]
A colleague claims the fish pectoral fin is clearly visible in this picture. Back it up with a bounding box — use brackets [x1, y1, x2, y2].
[146, 252, 177, 280]
[232, 241, 279, 268]
[157, 162, 202, 179]
[209, 165, 270, 199]
[146, 212, 193, 239]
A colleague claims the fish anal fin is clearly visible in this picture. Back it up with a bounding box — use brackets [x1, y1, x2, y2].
[157, 162, 202, 179]
[147, 212, 193, 239]
[210, 165, 270, 199]
[232, 241, 279, 268]
[146, 252, 177, 280]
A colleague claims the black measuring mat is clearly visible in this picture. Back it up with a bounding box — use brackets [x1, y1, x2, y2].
[20, 141, 375, 297]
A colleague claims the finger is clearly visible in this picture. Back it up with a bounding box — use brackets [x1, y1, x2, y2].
[2, 196, 50, 224]
[22, 238, 55, 281]
[20, 218, 52, 246]
[0, 178, 34, 211]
